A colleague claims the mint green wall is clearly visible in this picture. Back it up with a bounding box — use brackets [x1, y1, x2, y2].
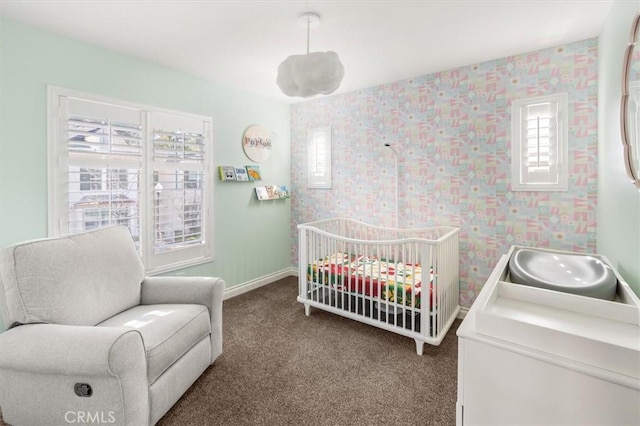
[597, 1, 640, 295]
[0, 18, 292, 325]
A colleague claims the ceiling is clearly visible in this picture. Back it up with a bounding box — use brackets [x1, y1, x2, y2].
[0, 0, 614, 104]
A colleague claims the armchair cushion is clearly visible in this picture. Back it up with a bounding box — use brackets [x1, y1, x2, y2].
[98, 304, 211, 384]
[141, 276, 225, 362]
[0, 226, 144, 327]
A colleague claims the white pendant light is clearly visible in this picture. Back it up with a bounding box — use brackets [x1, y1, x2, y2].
[276, 12, 345, 98]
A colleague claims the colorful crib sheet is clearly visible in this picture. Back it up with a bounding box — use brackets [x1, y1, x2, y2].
[307, 252, 433, 308]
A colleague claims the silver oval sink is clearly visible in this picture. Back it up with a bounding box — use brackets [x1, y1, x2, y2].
[508, 248, 617, 300]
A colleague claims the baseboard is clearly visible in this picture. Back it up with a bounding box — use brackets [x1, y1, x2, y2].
[457, 307, 469, 320]
[223, 267, 297, 300]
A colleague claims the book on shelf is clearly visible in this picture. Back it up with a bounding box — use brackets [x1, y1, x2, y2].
[218, 166, 236, 181]
[255, 186, 269, 200]
[275, 185, 290, 199]
[246, 165, 262, 181]
[255, 185, 290, 200]
[235, 166, 249, 181]
[265, 185, 278, 200]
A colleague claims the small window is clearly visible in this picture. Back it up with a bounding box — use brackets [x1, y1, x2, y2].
[511, 93, 568, 191]
[307, 127, 332, 189]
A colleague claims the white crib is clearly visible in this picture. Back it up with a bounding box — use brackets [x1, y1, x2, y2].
[297, 218, 460, 355]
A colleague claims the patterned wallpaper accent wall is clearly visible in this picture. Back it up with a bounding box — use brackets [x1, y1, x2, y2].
[291, 39, 598, 308]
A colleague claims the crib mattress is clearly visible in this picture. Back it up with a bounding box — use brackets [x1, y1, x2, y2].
[307, 252, 432, 308]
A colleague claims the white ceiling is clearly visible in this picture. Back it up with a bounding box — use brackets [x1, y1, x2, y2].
[0, 0, 614, 104]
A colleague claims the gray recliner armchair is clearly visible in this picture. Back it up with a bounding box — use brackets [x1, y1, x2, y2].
[0, 226, 224, 425]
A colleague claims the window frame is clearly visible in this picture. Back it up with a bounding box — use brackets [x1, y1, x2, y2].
[47, 86, 215, 274]
[511, 93, 568, 192]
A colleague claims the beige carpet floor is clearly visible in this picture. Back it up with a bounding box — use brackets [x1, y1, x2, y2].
[159, 276, 460, 425]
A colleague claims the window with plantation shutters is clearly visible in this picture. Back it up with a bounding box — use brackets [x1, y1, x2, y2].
[511, 93, 568, 191]
[307, 127, 332, 189]
[48, 86, 214, 274]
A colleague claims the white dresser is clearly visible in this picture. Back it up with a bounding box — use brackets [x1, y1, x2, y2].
[456, 246, 640, 425]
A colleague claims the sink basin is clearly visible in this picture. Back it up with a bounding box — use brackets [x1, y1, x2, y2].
[508, 248, 617, 300]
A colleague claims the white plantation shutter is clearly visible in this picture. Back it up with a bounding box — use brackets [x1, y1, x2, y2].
[522, 102, 557, 183]
[56, 97, 144, 242]
[511, 93, 568, 191]
[68, 167, 141, 233]
[147, 112, 212, 271]
[48, 87, 214, 273]
[307, 127, 332, 188]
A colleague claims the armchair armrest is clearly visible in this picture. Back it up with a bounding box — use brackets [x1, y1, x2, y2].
[140, 276, 225, 362]
[0, 324, 149, 425]
[0, 323, 146, 376]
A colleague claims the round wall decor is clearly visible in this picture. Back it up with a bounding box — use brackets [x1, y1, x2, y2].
[242, 125, 272, 162]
